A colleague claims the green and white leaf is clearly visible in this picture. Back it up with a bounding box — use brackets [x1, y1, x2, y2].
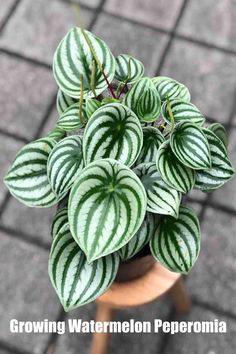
[195, 128, 235, 191]
[134, 163, 181, 218]
[156, 140, 195, 193]
[47, 136, 84, 198]
[162, 99, 205, 126]
[86, 98, 101, 119]
[68, 158, 147, 262]
[53, 27, 115, 98]
[83, 103, 143, 167]
[115, 54, 144, 84]
[57, 103, 86, 132]
[119, 212, 156, 261]
[150, 206, 200, 274]
[4, 138, 59, 207]
[51, 207, 68, 239]
[208, 123, 228, 148]
[135, 126, 165, 165]
[57, 89, 77, 116]
[170, 121, 211, 170]
[152, 76, 190, 102]
[46, 126, 66, 141]
[49, 223, 120, 311]
[136, 87, 161, 122]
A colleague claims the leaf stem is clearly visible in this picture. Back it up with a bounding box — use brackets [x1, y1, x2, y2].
[166, 96, 175, 132]
[79, 74, 84, 125]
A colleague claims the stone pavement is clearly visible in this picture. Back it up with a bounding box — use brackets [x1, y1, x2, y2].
[0, 0, 236, 353]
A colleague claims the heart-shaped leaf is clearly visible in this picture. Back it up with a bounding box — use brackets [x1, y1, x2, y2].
[195, 129, 235, 191]
[136, 87, 161, 122]
[150, 205, 200, 274]
[4, 138, 59, 207]
[49, 223, 120, 311]
[68, 158, 147, 262]
[51, 207, 68, 239]
[119, 212, 156, 261]
[57, 89, 77, 116]
[85, 98, 101, 118]
[53, 27, 115, 98]
[134, 162, 181, 218]
[47, 136, 84, 198]
[208, 123, 228, 148]
[156, 140, 195, 193]
[170, 121, 211, 169]
[57, 103, 87, 132]
[46, 126, 66, 141]
[135, 126, 165, 165]
[83, 103, 143, 167]
[152, 76, 190, 102]
[115, 54, 144, 84]
[162, 99, 205, 126]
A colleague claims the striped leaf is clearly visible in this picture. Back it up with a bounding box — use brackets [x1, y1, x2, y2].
[46, 126, 66, 141]
[68, 158, 147, 262]
[208, 123, 228, 149]
[119, 212, 156, 261]
[152, 76, 190, 102]
[49, 223, 120, 311]
[136, 88, 161, 122]
[170, 121, 211, 170]
[156, 140, 195, 193]
[86, 98, 101, 118]
[53, 27, 115, 98]
[150, 205, 200, 274]
[135, 126, 165, 165]
[51, 207, 68, 239]
[83, 103, 143, 167]
[4, 138, 59, 207]
[195, 129, 235, 191]
[115, 54, 144, 84]
[47, 136, 84, 198]
[162, 99, 205, 126]
[134, 163, 181, 218]
[57, 103, 86, 132]
[57, 89, 77, 116]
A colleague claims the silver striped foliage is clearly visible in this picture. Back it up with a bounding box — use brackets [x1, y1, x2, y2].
[86, 98, 101, 118]
[135, 126, 165, 165]
[51, 207, 68, 239]
[134, 163, 181, 218]
[46, 126, 66, 141]
[57, 103, 86, 132]
[47, 136, 84, 198]
[68, 158, 147, 262]
[170, 121, 211, 170]
[136, 87, 161, 122]
[119, 212, 156, 261]
[115, 54, 144, 84]
[49, 223, 120, 311]
[152, 76, 190, 102]
[150, 205, 201, 274]
[162, 99, 205, 126]
[56, 89, 77, 116]
[156, 140, 195, 193]
[53, 27, 115, 98]
[195, 129, 235, 191]
[83, 103, 143, 167]
[4, 138, 59, 207]
[208, 123, 228, 148]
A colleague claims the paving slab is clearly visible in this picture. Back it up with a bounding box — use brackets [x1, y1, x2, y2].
[165, 305, 236, 354]
[186, 207, 236, 315]
[0, 134, 24, 206]
[105, 0, 184, 31]
[93, 13, 169, 76]
[0, 0, 94, 65]
[64, 0, 101, 8]
[0, 350, 12, 354]
[177, 0, 236, 51]
[161, 39, 236, 123]
[0, 232, 61, 354]
[0, 53, 56, 139]
[0, 0, 16, 27]
[54, 297, 172, 354]
[211, 127, 236, 210]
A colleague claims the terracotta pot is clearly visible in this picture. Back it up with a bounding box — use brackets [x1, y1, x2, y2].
[115, 255, 156, 283]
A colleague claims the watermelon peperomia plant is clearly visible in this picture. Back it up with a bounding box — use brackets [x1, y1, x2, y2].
[4, 27, 235, 311]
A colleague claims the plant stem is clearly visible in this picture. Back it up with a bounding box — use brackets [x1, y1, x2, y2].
[166, 96, 175, 133]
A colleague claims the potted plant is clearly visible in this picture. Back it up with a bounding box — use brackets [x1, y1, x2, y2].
[4, 27, 235, 312]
